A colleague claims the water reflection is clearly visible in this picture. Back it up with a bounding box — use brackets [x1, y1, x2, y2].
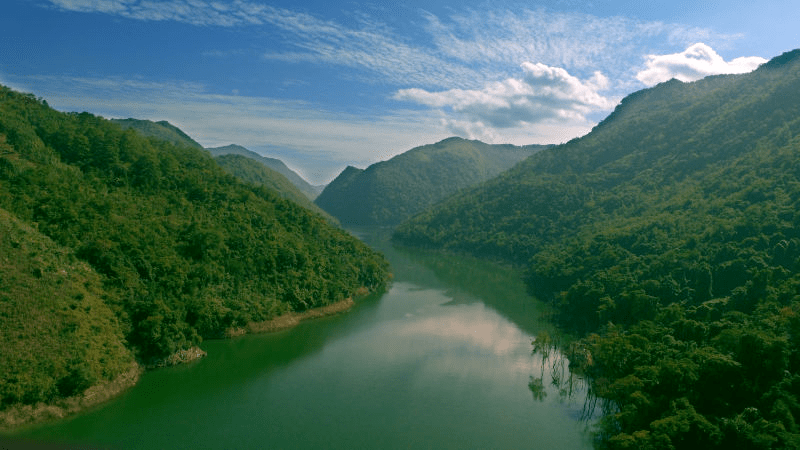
[12, 229, 594, 449]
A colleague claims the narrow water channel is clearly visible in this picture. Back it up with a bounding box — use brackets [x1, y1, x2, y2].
[12, 230, 594, 449]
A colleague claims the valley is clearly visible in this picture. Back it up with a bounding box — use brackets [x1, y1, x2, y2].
[2, 47, 800, 449]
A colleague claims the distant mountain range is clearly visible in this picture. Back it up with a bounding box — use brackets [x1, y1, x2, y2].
[213, 153, 334, 222]
[206, 144, 324, 200]
[111, 119, 323, 200]
[315, 137, 547, 226]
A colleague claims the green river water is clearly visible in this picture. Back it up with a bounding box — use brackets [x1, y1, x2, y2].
[8, 230, 594, 449]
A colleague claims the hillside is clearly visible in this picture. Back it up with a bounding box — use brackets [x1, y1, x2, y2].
[394, 50, 800, 447]
[213, 153, 335, 222]
[109, 120, 327, 215]
[314, 137, 545, 226]
[207, 144, 324, 199]
[0, 85, 389, 422]
[0, 207, 135, 427]
[111, 118, 203, 149]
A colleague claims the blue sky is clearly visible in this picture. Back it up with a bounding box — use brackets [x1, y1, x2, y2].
[1, 0, 797, 184]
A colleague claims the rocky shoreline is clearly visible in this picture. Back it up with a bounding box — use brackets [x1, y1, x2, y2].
[145, 346, 208, 369]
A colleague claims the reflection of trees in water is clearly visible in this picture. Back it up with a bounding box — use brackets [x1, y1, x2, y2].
[529, 330, 599, 422]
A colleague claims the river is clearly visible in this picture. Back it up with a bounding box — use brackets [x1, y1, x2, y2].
[10, 229, 594, 449]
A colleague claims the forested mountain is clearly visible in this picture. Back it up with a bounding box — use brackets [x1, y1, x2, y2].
[213, 154, 335, 222]
[111, 118, 203, 149]
[0, 85, 389, 422]
[207, 144, 324, 199]
[314, 137, 545, 226]
[109, 120, 327, 215]
[395, 50, 800, 448]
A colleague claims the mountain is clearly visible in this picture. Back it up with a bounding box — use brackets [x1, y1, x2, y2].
[395, 50, 800, 447]
[108, 120, 326, 214]
[207, 144, 324, 199]
[111, 118, 203, 149]
[314, 137, 546, 226]
[110, 119, 324, 201]
[213, 153, 335, 222]
[0, 85, 389, 425]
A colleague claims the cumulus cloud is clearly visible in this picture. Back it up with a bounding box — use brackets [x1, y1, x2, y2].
[35, 1, 762, 161]
[636, 43, 767, 86]
[395, 62, 615, 138]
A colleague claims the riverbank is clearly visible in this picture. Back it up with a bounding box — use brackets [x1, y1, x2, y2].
[232, 296, 359, 336]
[145, 346, 208, 369]
[0, 362, 142, 432]
[0, 294, 366, 433]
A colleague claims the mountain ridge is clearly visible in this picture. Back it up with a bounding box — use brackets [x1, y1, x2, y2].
[0, 85, 389, 426]
[212, 152, 335, 222]
[111, 118, 204, 149]
[393, 49, 800, 447]
[315, 137, 546, 226]
[207, 144, 324, 199]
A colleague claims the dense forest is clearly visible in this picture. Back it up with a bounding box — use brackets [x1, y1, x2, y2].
[395, 50, 800, 448]
[112, 121, 328, 215]
[315, 137, 546, 226]
[213, 153, 334, 221]
[0, 85, 389, 420]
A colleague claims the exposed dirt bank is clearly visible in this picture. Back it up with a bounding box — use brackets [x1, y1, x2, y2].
[231, 297, 357, 336]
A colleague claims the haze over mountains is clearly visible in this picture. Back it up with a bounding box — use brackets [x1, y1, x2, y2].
[206, 144, 325, 200]
[111, 119, 331, 220]
[315, 137, 547, 226]
[112, 119, 323, 199]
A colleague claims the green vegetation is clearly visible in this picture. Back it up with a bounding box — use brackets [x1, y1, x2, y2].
[113, 121, 329, 216]
[207, 144, 324, 200]
[0, 85, 389, 416]
[315, 137, 545, 226]
[213, 153, 335, 222]
[395, 49, 800, 448]
[0, 207, 133, 409]
[111, 118, 203, 149]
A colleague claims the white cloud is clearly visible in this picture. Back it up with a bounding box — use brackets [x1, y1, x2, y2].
[32, 1, 765, 174]
[636, 43, 767, 86]
[5, 74, 445, 184]
[419, 8, 730, 81]
[394, 62, 616, 140]
[44, 0, 738, 91]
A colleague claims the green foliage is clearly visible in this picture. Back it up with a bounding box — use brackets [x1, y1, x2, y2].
[0, 207, 133, 408]
[207, 144, 323, 200]
[111, 118, 204, 149]
[315, 137, 546, 226]
[0, 85, 390, 410]
[214, 153, 335, 222]
[395, 50, 800, 447]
